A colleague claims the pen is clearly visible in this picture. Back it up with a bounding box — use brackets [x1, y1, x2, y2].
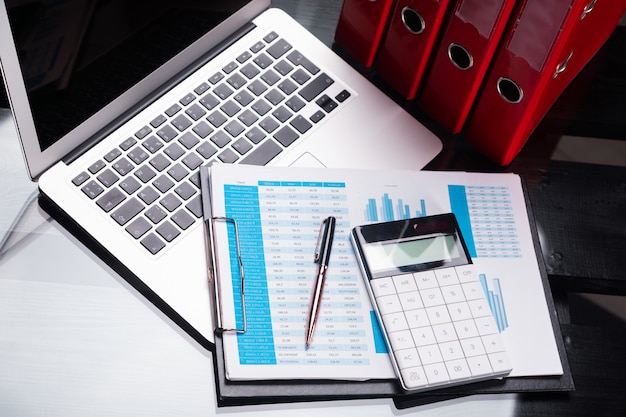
[305, 216, 336, 349]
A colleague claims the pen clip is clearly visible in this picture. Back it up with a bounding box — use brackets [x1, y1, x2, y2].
[314, 216, 336, 263]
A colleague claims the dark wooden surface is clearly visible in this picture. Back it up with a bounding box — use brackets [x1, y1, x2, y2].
[274, 1, 626, 415]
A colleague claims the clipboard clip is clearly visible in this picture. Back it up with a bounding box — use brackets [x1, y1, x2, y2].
[207, 216, 247, 335]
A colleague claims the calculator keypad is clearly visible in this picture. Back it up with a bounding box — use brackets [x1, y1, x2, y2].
[371, 264, 512, 391]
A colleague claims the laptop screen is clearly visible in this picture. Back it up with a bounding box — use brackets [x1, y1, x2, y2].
[4, 0, 252, 153]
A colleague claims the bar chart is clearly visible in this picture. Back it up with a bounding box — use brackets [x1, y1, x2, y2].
[364, 193, 426, 222]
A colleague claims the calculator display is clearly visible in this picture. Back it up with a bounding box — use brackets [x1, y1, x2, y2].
[352, 213, 471, 279]
[363, 234, 459, 274]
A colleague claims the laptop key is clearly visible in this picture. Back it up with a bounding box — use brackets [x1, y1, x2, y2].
[178, 132, 200, 150]
[143, 136, 164, 153]
[97, 187, 126, 213]
[174, 182, 197, 200]
[160, 193, 182, 212]
[153, 174, 175, 193]
[240, 139, 283, 166]
[125, 217, 152, 239]
[81, 181, 104, 199]
[165, 104, 181, 117]
[119, 176, 141, 195]
[196, 141, 218, 159]
[150, 115, 167, 128]
[111, 197, 144, 226]
[150, 154, 171, 172]
[72, 172, 90, 186]
[156, 221, 181, 242]
[172, 209, 195, 230]
[88, 160, 106, 174]
[172, 114, 192, 132]
[267, 38, 292, 59]
[141, 233, 165, 255]
[97, 169, 119, 188]
[164, 142, 185, 160]
[129, 147, 150, 164]
[287, 50, 320, 74]
[104, 148, 122, 162]
[299, 73, 334, 101]
[290, 115, 313, 134]
[135, 126, 152, 139]
[112, 157, 134, 176]
[218, 148, 239, 164]
[120, 137, 137, 151]
[274, 125, 300, 147]
[167, 163, 189, 182]
[145, 206, 167, 224]
[253, 53, 273, 69]
[138, 186, 160, 205]
[245, 126, 267, 144]
[185, 194, 203, 218]
[134, 165, 156, 183]
[157, 125, 178, 142]
[263, 31, 279, 43]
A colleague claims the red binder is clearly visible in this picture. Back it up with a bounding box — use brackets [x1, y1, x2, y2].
[466, 0, 626, 166]
[334, 0, 397, 69]
[374, 0, 453, 100]
[418, 0, 517, 133]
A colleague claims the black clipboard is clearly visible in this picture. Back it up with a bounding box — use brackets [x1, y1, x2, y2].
[199, 166, 574, 408]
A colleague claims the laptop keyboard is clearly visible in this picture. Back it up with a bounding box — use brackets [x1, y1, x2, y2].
[71, 31, 351, 255]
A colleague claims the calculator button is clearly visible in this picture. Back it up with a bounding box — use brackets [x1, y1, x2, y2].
[475, 316, 499, 335]
[388, 330, 415, 351]
[370, 277, 395, 297]
[420, 287, 445, 307]
[460, 336, 487, 357]
[488, 351, 512, 373]
[481, 333, 507, 354]
[454, 319, 480, 340]
[383, 312, 409, 332]
[445, 358, 472, 381]
[395, 348, 421, 369]
[448, 301, 472, 321]
[441, 284, 466, 304]
[417, 344, 444, 365]
[461, 281, 485, 300]
[468, 298, 492, 317]
[400, 366, 428, 389]
[455, 264, 479, 282]
[392, 274, 417, 293]
[424, 362, 449, 384]
[411, 327, 437, 347]
[398, 291, 423, 311]
[434, 267, 459, 286]
[432, 323, 457, 343]
[426, 305, 451, 325]
[413, 270, 438, 290]
[467, 354, 493, 376]
[405, 308, 430, 329]
[376, 294, 403, 315]
[439, 340, 465, 361]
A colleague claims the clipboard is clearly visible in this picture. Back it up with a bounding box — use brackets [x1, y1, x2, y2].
[198, 165, 574, 408]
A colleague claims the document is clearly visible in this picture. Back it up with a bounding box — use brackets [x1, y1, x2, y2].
[206, 165, 563, 381]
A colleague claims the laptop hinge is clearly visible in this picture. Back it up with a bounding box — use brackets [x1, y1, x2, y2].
[63, 21, 257, 165]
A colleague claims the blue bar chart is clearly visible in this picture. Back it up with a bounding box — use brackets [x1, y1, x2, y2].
[479, 273, 509, 332]
[364, 193, 426, 222]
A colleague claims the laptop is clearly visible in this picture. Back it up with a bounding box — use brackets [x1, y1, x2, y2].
[0, 0, 442, 347]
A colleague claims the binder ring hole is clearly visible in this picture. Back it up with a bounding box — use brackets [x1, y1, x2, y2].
[448, 43, 473, 70]
[401, 7, 425, 35]
[497, 77, 523, 104]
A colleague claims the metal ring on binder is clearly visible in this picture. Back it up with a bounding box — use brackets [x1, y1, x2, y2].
[209, 216, 247, 334]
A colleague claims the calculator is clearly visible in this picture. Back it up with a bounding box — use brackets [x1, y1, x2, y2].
[351, 213, 512, 392]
